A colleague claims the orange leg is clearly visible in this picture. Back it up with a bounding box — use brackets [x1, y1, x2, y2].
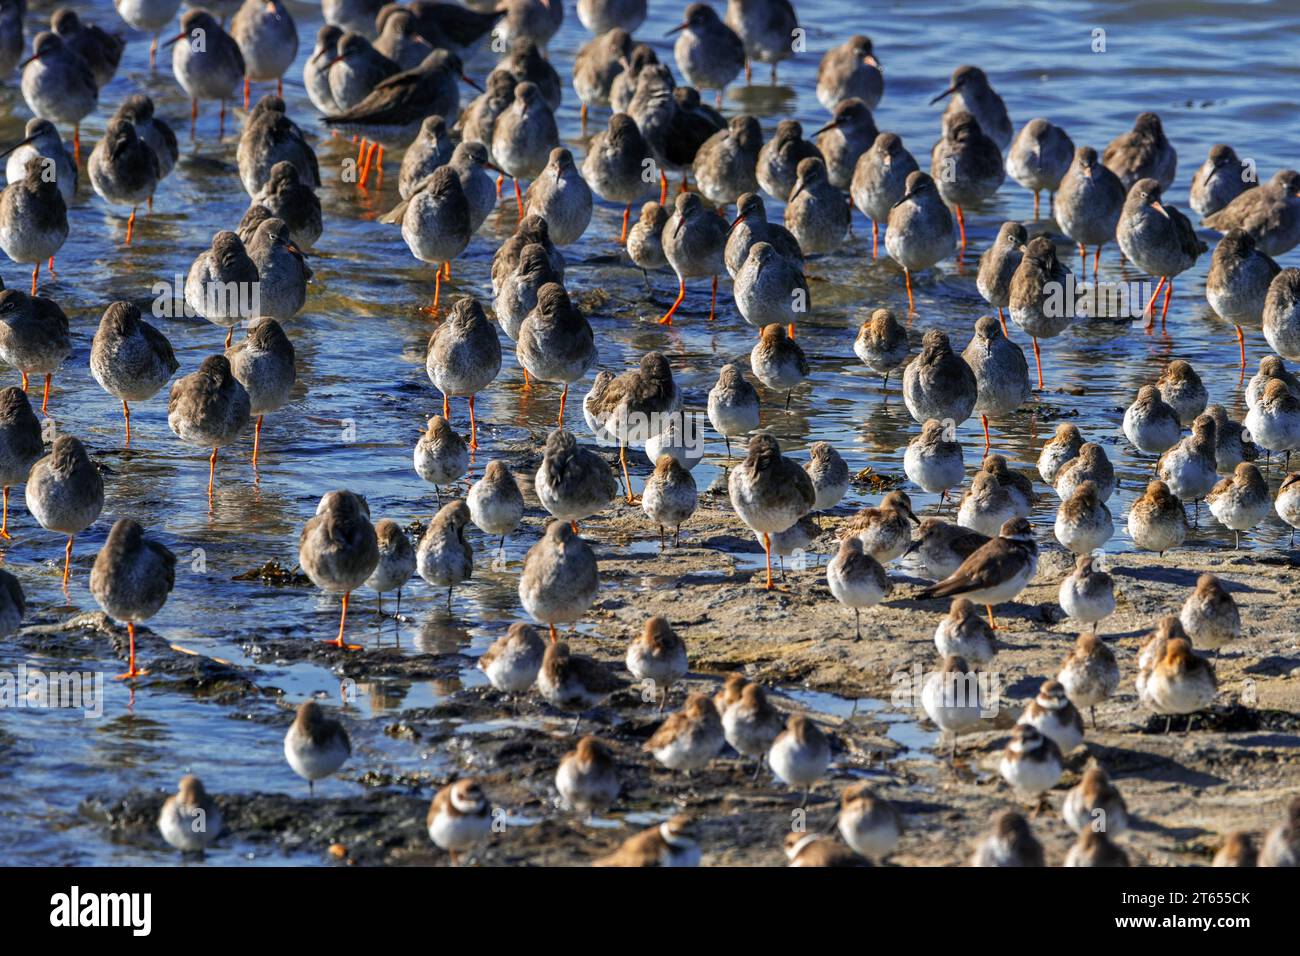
[324, 590, 361, 650]
[658, 276, 686, 325]
[763, 532, 773, 590]
[442, 261, 451, 280]
[514, 179, 524, 218]
[360, 141, 377, 185]
[495, 174, 504, 199]
[252, 414, 263, 467]
[981, 413, 991, 457]
[432, 262, 443, 313]
[679, 176, 689, 194]
[1078, 243, 1087, 282]
[619, 204, 631, 245]
[47, 256, 55, 278]
[619, 442, 635, 503]
[1033, 190, 1040, 221]
[904, 268, 915, 314]
[190, 99, 197, 138]
[788, 323, 796, 339]
[1143, 276, 1167, 331]
[62, 535, 73, 589]
[125, 207, 137, 244]
[122, 400, 132, 446]
[0, 486, 9, 539]
[30, 262, 38, 296]
[115, 621, 149, 680]
[149, 33, 158, 69]
[1093, 245, 1102, 279]
[148, 195, 153, 215]
[955, 205, 966, 250]
[41, 373, 51, 414]
[277, 77, 283, 99]
[1160, 279, 1173, 330]
[208, 447, 218, 500]
[1236, 325, 1246, 383]
[468, 395, 478, 449]
[522, 367, 531, 390]
[659, 170, 668, 206]
[985, 605, 999, 630]
[557, 384, 568, 427]
[375, 145, 384, 184]
[708, 274, 718, 322]
[356, 137, 366, 174]
[224, 327, 234, 349]
[74, 125, 81, 167]
[548, 623, 558, 643]
[243, 77, 250, 111]
[443, 393, 450, 421]
[997, 306, 1008, 338]
[20, 371, 27, 391]
[871, 220, 878, 259]
[580, 102, 587, 132]
[1031, 337, 1043, 391]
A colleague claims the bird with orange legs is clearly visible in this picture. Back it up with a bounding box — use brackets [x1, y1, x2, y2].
[516, 282, 598, 429]
[426, 297, 502, 449]
[231, 0, 297, 112]
[0, 156, 68, 296]
[492, 81, 559, 218]
[885, 171, 955, 314]
[962, 314, 1031, 456]
[115, 0, 183, 72]
[167, 10, 246, 140]
[227, 317, 295, 469]
[299, 491, 380, 651]
[0, 288, 72, 415]
[167, 355, 251, 507]
[1053, 146, 1124, 283]
[90, 302, 179, 447]
[583, 351, 680, 502]
[18, 31, 97, 166]
[26, 435, 104, 591]
[383, 166, 471, 315]
[1206, 229, 1279, 382]
[728, 433, 814, 591]
[0, 387, 43, 540]
[1009, 236, 1074, 391]
[90, 519, 176, 681]
[1117, 178, 1207, 334]
[930, 110, 1004, 254]
[520, 521, 599, 644]
[185, 230, 262, 349]
[850, 132, 920, 261]
[976, 222, 1026, 336]
[660, 191, 727, 325]
[917, 516, 1039, 631]
[574, 27, 633, 135]
[88, 118, 160, 246]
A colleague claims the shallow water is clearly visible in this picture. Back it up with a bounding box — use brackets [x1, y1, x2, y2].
[0, 0, 1298, 864]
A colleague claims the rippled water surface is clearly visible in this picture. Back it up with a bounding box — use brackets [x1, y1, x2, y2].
[1, 0, 1298, 864]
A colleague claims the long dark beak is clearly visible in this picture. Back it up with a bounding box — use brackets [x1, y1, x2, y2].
[460, 73, 483, 93]
[891, 188, 916, 209]
[726, 214, 745, 236]
[928, 85, 957, 105]
[666, 22, 688, 35]
[904, 505, 920, 525]
[789, 182, 805, 202]
[162, 31, 187, 48]
[903, 537, 921, 557]
[326, 54, 343, 68]
[0, 133, 37, 160]
[18, 52, 41, 69]
[485, 161, 503, 175]
[812, 118, 840, 138]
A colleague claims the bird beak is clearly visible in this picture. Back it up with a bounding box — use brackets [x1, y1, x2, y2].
[812, 119, 840, 138]
[789, 181, 806, 202]
[891, 188, 915, 208]
[162, 31, 187, 48]
[726, 214, 745, 235]
[18, 51, 42, 68]
[461, 73, 484, 93]
[902, 538, 921, 557]
[863, 54, 881, 69]
[904, 505, 919, 525]
[485, 161, 503, 175]
[326, 54, 343, 68]
[0, 133, 37, 159]
[666, 22, 688, 35]
[310, 47, 329, 64]
[1151, 199, 1171, 219]
[928, 84, 957, 105]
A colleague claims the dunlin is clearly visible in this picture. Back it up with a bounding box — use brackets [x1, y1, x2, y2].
[516, 283, 597, 426]
[976, 222, 1026, 333]
[185, 231, 261, 347]
[725, 0, 798, 83]
[851, 132, 919, 260]
[520, 522, 599, 640]
[1263, 268, 1300, 361]
[902, 329, 977, 426]
[0, 387, 43, 538]
[784, 834, 868, 867]
[1214, 832, 1258, 867]
[1057, 556, 1115, 640]
[626, 616, 688, 710]
[19, 32, 97, 161]
[1054, 146, 1126, 280]
[414, 415, 469, 505]
[1055, 481, 1113, 554]
[1137, 629, 1217, 732]
[167, 11, 245, 138]
[642, 454, 697, 547]
[1206, 403, 1257, 472]
[0, 157, 68, 296]
[557, 736, 620, 818]
[693, 114, 762, 208]
[998, 723, 1063, 801]
[1158, 413, 1219, 518]
[837, 784, 902, 861]
[728, 433, 814, 589]
[918, 516, 1038, 629]
[1259, 798, 1300, 867]
[1128, 479, 1188, 554]
[1038, 423, 1084, 484]
[755, 119, 821, 203]
[26, 435, 103, 587]
[0, 289, 70, 413]
[90, 301, 179, 445]
[956, 471, 1016, 537]
[931, 65, 1012, 150]
[299, 491, 380, 648]
[660, 191, 728, 325]
[1008, 236, 1072, 390]
[536, 641, 624, 732]
[842, 489, 917, 563]
[90, 518, 176, 679]
[158, 776, 222, 854]
[805, 441, 849, 515]
[1103, 112, 1177, 191]
[645, 691, 724, 773]
[1018, 680, 1084, 754]
[427, 779, 492, 866]
[970, 810, 1044, 867]
[573, 28, 631, 130]
[535, 428, 617, 528]
[929, 110, 1004, 251]
[366, 519, 415, 614]
[1059, 631, 1121, 722]
[1207, 230, 1280, 376]
[593, 814, 700, 867]
[814, 98, 878, 192]
[707, 363, 760, 458]
[1203, 168, 1300, 258]
[0, 119, 77, 207]
[168, 355, 251, 501]
[769, 713, 830, 805]
[626, 200, 668, 281]
[1062, 763, 1127, 835]
[1123, 385, 1182, 456]
[417, 498, 474, 609]
[1178, 573, 1240, 655]
[478, 622, 546, 695]
[785, 156, 850, 255]
[1207, 462, 1269, 548]
[1156, 360, 1208, 426]
[885, 171, 955, 313]
[933, 597, 995, 665]
[582, 112, 653, 244]
[750, 324, 808, 409]
[826, 536, 891, 640]
[817, 35, 882, 111]
[583, 351, 679, 498]
[1191, 144, 1256, 218]
[1116, 178, 1207, 332]
[721, 680, 784, 773]
[1006, 118, 1074, 220]
[1277, 471, 1300, 545]
[724, 192, 802, 278]
[467, 460, 524, 553]
[963, 314, 1030, 453]
[903, 517, 989, 581]
[669, 3, 745, 107]
[921, 654, 988, 761]
[1245, 379, 1300, 468]
[1065, 830, 1128, 867]
[853, 307, 910, 390]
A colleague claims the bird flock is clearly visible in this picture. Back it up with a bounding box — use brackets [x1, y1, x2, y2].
[0, 0, 1298, 868]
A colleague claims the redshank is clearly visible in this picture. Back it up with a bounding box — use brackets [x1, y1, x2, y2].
[816, 34, 882, 111]
[1191, 144, 1256, 218]
[87, 118, 160, 245]
[1102, 112, 1176, 191]
[167, 10, 245, 139]
[520, 521, 599, 641]
[231, 0, 297, 109]
[582, 112, 653, 244]
[1006, 118, 1074, 220]
[299, 490, 379, 649]
[417, 498, 474, 610]
[885, 170, 955, 313]
[1053, 146, 1125, 281]
[850, 132, 919, 259]
[976, 221, 1026, 332]
[813, 98, 877, 191]
[1116, 178, 1207, 332]
[0, 387, 42, 539]
[167, 355, 251, 502]
[516, 282, 598, 425]
[535, 427, 617, 528]
[19, 32, 97, 163]
[785, 156, 850, 256]
[669, 3, 745, 108]
[525, 147, 593, 245]
[90, 518, 176, 680]
[26, 435, 103, 588]
[725, 0, 798, 84]
[90, 301, 179, 445]
[929, 110, 1004, 251]
[0, 288, 71, 412]
[0, 118, 77, 207]
[930, 65, 1011, 150]
[1008, 235, 1073, 389]
[692, 114, 762, 209]
[227, 317, 295, 468]
[492, 81, 559, 217]
[425, 296, 502, 447]
[51, 8, 124, 89]
[755, 119, 821, 203]
[1203, 168, 1300, 258]
[573, 27, 631, 131]
[660, 191, 728, 325]
[728, 433, 814, 589]
[577, 0, 645, 34]
[724, 191, 802, 278]
[185, 230, 261, 347]
[0, 156, 68, 295]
